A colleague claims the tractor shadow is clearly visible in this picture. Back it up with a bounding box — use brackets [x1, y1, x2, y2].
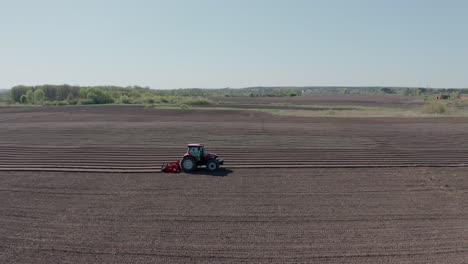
[188, 168, 233, 177]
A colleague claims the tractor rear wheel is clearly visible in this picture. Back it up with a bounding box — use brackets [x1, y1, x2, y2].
[206, 159, 219, 171]
[181, 156, 197, 172]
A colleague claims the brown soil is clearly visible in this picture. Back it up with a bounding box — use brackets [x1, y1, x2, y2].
[0, 105, 467, 263]
[1, 106, 467, 171]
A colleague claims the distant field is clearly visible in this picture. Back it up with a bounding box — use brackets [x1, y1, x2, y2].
[5, 87, 468, 117]
[205, 94, 468, 118]
[210, 94, 423, 108]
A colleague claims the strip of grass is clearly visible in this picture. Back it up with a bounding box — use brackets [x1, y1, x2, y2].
[254, 108, 468, 118]
[254, 109, 283, 114]
[270, 103, 373, 110]
[190, 105, 468, 118]
[0, 103, 44, 107]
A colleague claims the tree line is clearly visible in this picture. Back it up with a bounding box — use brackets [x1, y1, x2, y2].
[9, 85, 305, 105]
[7, 85, 468, 105]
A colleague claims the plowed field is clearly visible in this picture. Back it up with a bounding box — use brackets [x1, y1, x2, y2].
[1, 105, 467, 263]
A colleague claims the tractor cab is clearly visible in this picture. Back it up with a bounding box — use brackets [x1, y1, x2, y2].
[186, 144, 204, 161]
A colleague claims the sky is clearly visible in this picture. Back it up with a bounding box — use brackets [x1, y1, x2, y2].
[0, 0, 467, 89]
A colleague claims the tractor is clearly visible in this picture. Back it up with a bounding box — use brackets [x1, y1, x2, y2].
[180, 144, 224, 172]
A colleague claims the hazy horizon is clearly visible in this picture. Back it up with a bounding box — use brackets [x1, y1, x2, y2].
[1, 0, 467, 89]
[2, 85, 466, 90]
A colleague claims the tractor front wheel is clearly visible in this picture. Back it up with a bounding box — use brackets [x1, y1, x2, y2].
[206, 159, 219, 171]
[181, 156, 197, 172]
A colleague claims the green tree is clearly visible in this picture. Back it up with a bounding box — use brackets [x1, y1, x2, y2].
[119, 95, 131, 104]
[20, 94, 27, 104]
[11, 86, 30, 102]
[380, 88, 395, 94]
[86, 88, 114, 104]
[34, 89, 45, 105]
[66, 93, 78, 104]
[143, 96, 154, 104]
[26, 90, 35, 104]
[79, 88, 89, 99]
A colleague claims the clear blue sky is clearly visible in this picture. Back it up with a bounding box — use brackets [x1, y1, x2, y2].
[1, 0, 467, 89]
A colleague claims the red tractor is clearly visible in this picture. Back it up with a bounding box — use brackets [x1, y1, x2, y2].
[180, 144, 224, 172]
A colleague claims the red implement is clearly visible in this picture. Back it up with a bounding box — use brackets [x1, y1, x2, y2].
[161, 160, 181, 173]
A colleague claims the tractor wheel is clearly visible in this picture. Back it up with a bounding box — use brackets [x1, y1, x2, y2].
[181, 156, 197, 172]
[206, 159, 219, 171]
